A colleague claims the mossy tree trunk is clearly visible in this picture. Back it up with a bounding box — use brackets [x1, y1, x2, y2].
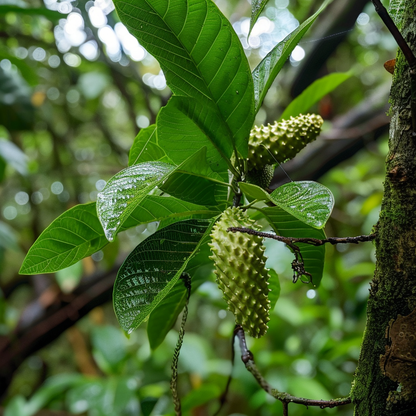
[351, 1, 416, 414]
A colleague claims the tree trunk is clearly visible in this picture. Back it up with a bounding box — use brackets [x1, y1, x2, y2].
[351, 1, 416, 414]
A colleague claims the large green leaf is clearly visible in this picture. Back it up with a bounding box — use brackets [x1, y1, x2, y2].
[113, 219, 213, 334]
[147, 231, 214, 349]
[97, 162, 175, 242]
[259, 206, 326, 287]
[121, 195, 221, 230]
[157, 96, 241, 174]
[252, 0, 332, 112]
[249, 0, 271, 37]
[160, 147, 230, 206]
[128, 125, 172, 166]
[21, 196, 218, 274]
[113, 0, 254, 154]
[20, 203, 108, 275]
[269, 181, 334, 229]
[280, 72, 352, 120]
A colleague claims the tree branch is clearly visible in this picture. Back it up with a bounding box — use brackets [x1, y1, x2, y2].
[234, 325, 352, 410]
[227, 227, 376, 246]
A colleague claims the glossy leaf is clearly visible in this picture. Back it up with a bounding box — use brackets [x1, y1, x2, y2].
[128, 125, 172, 166]
[260, 206, 326, 286]
[147, 233, 214, 349]
[252, 0, 332, 112]
[113, 219, 213, 334]
[113, 0, 254, 154]
[97, 162, 175, 242]
[249, 0, 270, 38]
[280, 72, 352, 120]
[160, 148, 229, 206]
[20, 203, 108, 275]
[21, 195, 218, 274]
[157, 96, 241, 174]
[122, 195, 221, 231]
[270, 181, 334, 229]
[268, 268, 280, 311]
[239, 182, 271, 201]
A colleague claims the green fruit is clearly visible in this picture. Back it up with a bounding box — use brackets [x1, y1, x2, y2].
[248, 114, 323, 170]
[246, 164, 274, 189]
[209, 207, 271, 338]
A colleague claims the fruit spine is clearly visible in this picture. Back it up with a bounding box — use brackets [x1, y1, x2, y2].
[247, 114, 323, 170]
[209, 207, 270, 338]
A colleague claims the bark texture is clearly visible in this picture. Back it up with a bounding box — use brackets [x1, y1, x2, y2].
[351, 2, 416, 414]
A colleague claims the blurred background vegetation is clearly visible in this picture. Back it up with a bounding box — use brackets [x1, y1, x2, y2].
[0, 0, 397, 415]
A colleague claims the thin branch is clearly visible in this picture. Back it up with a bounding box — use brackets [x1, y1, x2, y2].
[228, 227, 376, 247]
[170, 274, 192, 416]
[234, 326, 352, 410]
[371, 0, 416, 68]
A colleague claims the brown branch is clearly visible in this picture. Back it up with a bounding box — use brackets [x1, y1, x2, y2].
[234, 325, 352, 410]
[228, 227, 376, 247]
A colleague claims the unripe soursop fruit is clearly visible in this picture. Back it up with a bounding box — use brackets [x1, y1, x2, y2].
[246, 164, 274, 189]
[248, 114, 323, 170]
[209, 207, 271, 338]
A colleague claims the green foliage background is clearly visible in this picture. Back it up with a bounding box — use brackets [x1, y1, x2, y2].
[0, 0, 395, 414]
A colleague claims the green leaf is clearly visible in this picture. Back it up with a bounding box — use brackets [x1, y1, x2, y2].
[260, 206, 326, 286]
[55, 261, 83, 293]
[269, 181, 334, 229]
[280, 72, 352, 120]
[268, 268, 280, 311]
[122, 195, 221, 231]
[182, 384, 221, 413]
[128, 125, 172, 166]
[97, 162, 175, 242]
[113, 219, 213, 334]
[0, 220, 20, 252]
[252, 0, 332, 112]
[239, 182, 271, 201]
[147, 233, 214, 349]
[21, 196, 218, 275]
[0, 5, 63, 21]
[157, 96, 241, 173]
[0, 139, 28, 175]
[20, 203, 108, 275]
[160, 147, 229, 206]
[113, 0, 254, 154]
[249, 0, 270, 38]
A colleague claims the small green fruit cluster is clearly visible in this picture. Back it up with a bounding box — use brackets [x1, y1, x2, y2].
[209, 207, 271, 338]
[247, 114, 323, 170]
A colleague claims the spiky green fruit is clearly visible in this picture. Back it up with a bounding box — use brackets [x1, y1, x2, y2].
[248, 114, 323, 170]
[246, 164, 274, 189]
[209, 207, 271, 338]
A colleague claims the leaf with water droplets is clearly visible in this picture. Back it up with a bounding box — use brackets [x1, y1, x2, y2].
[269, 181, 334, 229]
[249, 0, 270, 38]
[252, 0, 332, 113]
[113, 219, 214, 335]
[258, 205, 326, 286]
[97, 162, 175, 242]
[147, 232, 214, 349]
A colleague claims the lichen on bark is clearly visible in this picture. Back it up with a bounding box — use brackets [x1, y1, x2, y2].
[351, 2, 416, 415]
